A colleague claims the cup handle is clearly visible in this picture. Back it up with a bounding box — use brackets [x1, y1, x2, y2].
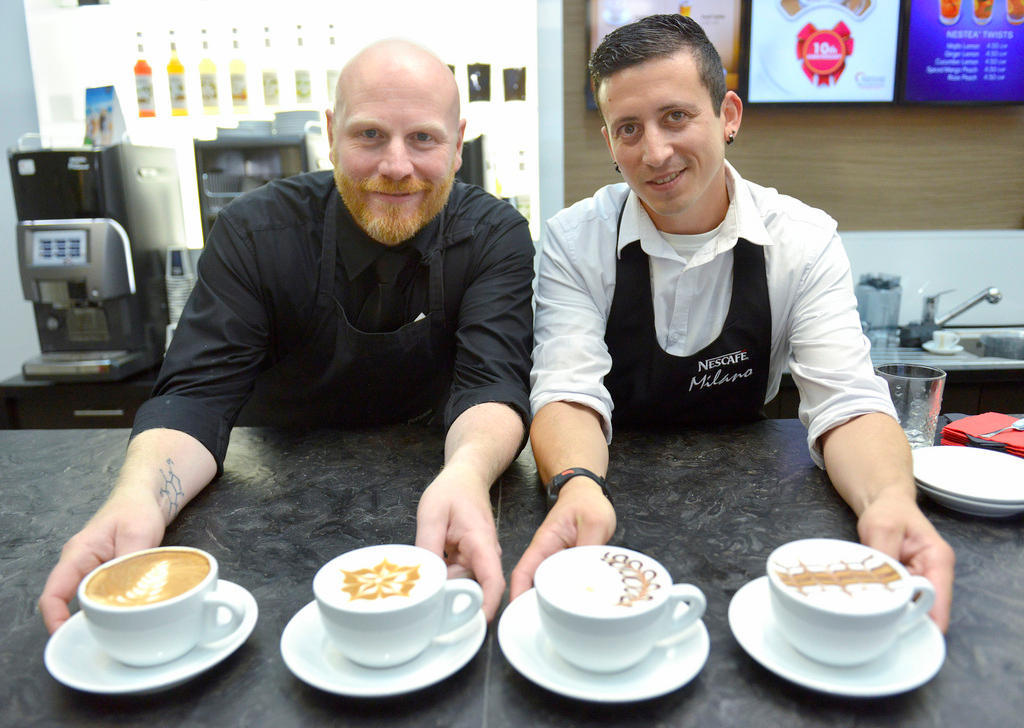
[896, 575, 936, 634]
[654, 583, 707, 648]
[435, 578, 483, 640]
[200, 584, 247, 644]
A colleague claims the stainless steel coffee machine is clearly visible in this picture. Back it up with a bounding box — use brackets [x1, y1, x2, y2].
[10, 142, 185, 380]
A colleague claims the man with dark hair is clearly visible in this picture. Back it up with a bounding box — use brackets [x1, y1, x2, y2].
[39, 39, 534, 631]
[510, 14, 953, 630]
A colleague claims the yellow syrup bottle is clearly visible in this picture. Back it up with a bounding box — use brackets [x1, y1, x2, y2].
[261, 25, 280, 110]
[167, 30, 188, 116]
[134, 32, 156, 118]
[199, 29, 219, 115]
[294, 24, 312, 105]
[230, 27, 249, 113]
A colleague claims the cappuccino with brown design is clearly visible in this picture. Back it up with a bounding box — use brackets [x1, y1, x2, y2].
[78, 546, 246, 667]
[84, 548, 211, 607]
[313, 544, 483, 667]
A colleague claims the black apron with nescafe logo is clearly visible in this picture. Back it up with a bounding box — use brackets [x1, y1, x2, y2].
[245, 200, 453, 426]
[603, 210, 771, 427]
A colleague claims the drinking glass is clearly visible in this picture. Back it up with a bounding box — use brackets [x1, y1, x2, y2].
[876, 364, 946, 448]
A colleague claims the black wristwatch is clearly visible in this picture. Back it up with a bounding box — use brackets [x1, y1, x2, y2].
[545, 467, 613, 508]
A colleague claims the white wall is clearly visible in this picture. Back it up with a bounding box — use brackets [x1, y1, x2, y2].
[844, 230, 1024, 327]
[0, 1, 42, 378]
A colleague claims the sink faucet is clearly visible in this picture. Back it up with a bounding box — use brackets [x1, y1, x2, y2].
[922, 287, 1002, 327]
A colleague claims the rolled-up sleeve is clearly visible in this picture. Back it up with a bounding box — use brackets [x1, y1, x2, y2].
[530, 196, 621, 442]
[784, 231, 898, 467]
[444, 216, 535, 432]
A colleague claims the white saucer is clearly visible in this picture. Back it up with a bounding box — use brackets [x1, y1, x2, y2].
[915, 479, 1024, 517]
[913, 446, 1024, 504]
[922, 341, 964, 355]
[44, 580, 258, 694]
[729, 577, 944, 697]
[497, 589, 709, 703]
[279, 600, 486, 697]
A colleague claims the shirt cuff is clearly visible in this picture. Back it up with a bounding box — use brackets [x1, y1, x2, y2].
[445, 384, 531, 448]
[131, 395, 233, 476]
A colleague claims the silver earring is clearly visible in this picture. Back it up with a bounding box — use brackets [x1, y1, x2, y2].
[613, 162, 621, 173]
[727, 131, 736, 145]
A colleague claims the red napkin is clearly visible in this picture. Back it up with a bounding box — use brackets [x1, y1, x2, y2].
[941, 412, 1024, 458]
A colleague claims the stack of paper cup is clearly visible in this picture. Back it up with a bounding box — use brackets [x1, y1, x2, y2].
[165, 247, 197, 349]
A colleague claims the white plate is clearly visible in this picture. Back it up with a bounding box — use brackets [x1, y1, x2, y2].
[44, 580, 258, 694]
[922, 342, 964, 355]
[497, 589, 709, 703]
[729, 577, 944, 698]
[279, 600, 486, 697]
[915, 480, 1024, 517]
[912, 446, 1024, 503]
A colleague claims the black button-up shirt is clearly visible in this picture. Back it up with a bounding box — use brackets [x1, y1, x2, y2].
[133, 171, 534, 469]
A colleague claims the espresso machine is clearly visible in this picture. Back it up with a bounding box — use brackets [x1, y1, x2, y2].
[10, 142, 185, 380]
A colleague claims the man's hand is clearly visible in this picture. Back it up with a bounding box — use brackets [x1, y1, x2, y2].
[857, 489, 955, 632]
[509, 478, 616, 600]
[38, 490, 166, 634]
[820, 412, 955, 632]
[416, 466, 505, 622]
[37, 428, 216, 634]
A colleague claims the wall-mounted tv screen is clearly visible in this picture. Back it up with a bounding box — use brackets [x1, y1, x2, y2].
[901, 0, 1024, 104]
[745, 0, 901, 104]
[587, 1, 744, 109]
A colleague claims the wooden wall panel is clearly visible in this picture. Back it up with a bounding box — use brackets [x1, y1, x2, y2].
[562, 0, 1024, 231]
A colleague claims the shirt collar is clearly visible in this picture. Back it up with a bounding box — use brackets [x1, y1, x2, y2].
[332, 193, 440, 281]
[616, 161, 774, 267]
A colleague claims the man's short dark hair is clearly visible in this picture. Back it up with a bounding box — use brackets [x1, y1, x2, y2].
[589, 14, 727, 116]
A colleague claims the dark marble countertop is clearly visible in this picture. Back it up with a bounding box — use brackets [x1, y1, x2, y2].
[2, 421, 1021, 727]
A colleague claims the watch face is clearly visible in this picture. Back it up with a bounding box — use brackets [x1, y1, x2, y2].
[546, 468, 610, 507]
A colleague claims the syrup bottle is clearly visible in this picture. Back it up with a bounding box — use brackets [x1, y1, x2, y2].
[294, 24, 312, 105]
[199, 29, 219, 115]
[167, 30, 188, 116]
[262, 26, 280, 109]
[134, 31, 156, 118]
[229, 27, 249, 113]
[325, 24, 340, 102]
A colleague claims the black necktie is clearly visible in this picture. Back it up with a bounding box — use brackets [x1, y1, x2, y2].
[357, 252, 410, 332]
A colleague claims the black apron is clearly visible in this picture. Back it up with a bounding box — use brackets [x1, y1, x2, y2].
[604, 201, 771, 427]
[245, 200, 453, 426]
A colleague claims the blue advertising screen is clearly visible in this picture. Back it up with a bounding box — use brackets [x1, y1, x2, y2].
[902, 0, 1024, 103]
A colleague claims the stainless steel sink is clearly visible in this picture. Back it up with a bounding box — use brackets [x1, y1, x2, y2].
[947, 328, 1024, 359]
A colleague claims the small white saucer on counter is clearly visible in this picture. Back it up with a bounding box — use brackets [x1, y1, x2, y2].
[497, 589, 709, 702]
[280, 600, 486, 697]
[921, 341, 964, 355]
[44, 580, 258, 694]
[728, 577, 945, 697]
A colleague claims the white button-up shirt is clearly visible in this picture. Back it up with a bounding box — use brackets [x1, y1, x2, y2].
[530, 162, 896, 467]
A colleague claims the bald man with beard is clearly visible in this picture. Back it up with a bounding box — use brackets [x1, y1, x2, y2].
[38, 40, 534, 630]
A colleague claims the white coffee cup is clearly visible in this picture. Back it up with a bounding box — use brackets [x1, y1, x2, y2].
[532, 545, 706, 673]
[78, 546, 247, 667]
[313, 544, 483, 668]
[930, 330, 960, 350]
[767, 538, 936, 667]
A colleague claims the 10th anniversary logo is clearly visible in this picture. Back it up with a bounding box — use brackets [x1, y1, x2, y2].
[796, 21, 855, 86]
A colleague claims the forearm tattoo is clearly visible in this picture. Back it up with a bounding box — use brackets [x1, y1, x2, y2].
[158, 458, 185, 518]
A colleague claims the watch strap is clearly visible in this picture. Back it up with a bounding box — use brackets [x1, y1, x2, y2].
[545, 467, 612, 507]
